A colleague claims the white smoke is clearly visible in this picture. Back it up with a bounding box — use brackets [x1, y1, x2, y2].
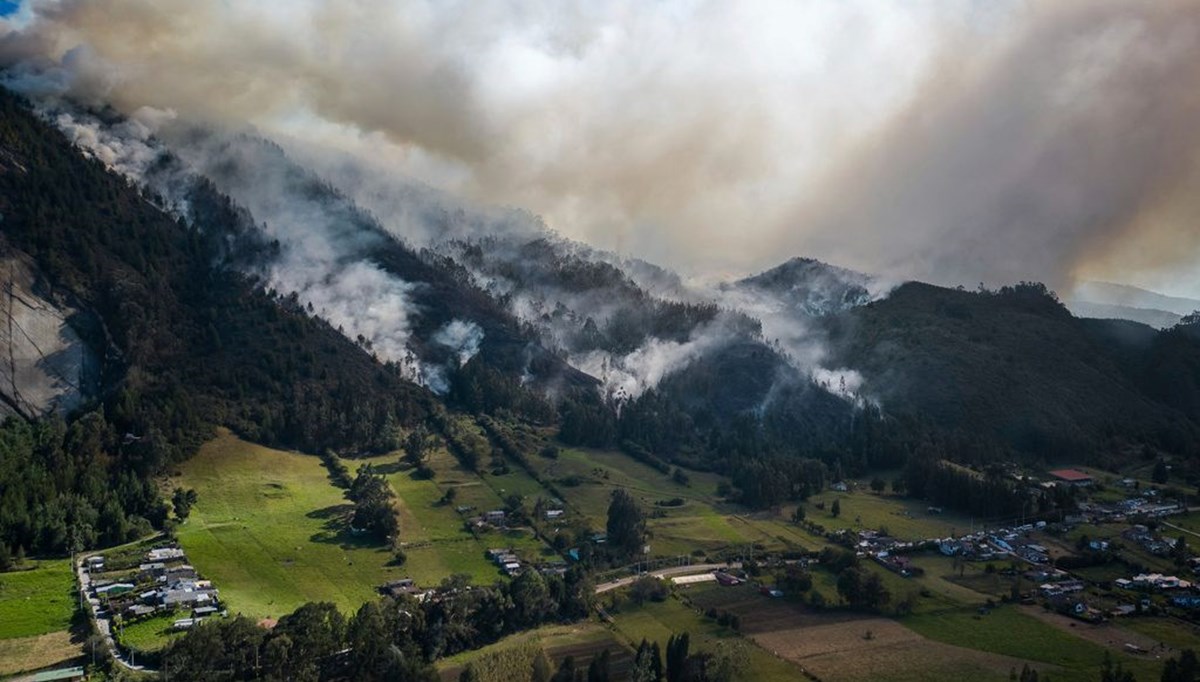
[432, 319, 484, 367]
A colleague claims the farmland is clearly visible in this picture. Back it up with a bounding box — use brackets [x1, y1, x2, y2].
[172, 431, 403, 618]
[436, 620, 627, 681]
[0, 558, 81, 676]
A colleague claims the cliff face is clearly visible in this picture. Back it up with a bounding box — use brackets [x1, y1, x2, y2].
[0, 251, 98, 418]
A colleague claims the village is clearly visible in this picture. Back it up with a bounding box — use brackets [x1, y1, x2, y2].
[77, 543, 224, 670]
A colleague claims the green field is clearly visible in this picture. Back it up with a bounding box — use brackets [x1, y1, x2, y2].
[802, 490, 976, 541]
[174, 431, 408, 618]
[0, 559, 77, 639]
[1122, 617, 1200, 650]
[607, 592, 803, 682]
[903, 605, 1161, 682]
[119, 612, 187, 653]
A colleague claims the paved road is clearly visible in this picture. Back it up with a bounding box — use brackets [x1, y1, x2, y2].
[594, 562, 742, 594]
[75, 557, 152, 673]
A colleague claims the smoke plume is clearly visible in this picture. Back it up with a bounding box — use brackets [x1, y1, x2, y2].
[3, 1, 1199, 291]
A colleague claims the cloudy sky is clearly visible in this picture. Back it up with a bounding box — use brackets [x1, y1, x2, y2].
[2, 0, 1199, 296]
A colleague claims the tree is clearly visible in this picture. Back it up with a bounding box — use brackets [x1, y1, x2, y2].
[607, 490, 646, 557]
[831, 499, 841, 518]
[587, 649, 611, 682]
[405, 426, 432, 466]
[172, 488, 198, 521]
[666, 633, 690, 682]
[632, 639, 663, 682]
[629, 575, 669, 605]
[791, 505, 805, 523]
[870, 477, 886, 493]
[532, 648, 554, 682]
[553, 656, 579, 682]
[1153, 459, 1170, 484]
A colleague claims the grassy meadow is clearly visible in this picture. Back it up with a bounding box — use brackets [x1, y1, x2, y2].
[172, 431, 403, 618]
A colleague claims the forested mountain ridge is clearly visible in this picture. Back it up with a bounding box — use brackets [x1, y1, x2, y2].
[0, 88, 440, 556]
[822, 281, 1200, 463]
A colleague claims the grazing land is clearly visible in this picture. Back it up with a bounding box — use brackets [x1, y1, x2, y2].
[0, 630, 82, 677]
[119, 612, 186, 653]
[607, 589, 806, 682]
[0, 559, 80, 676]
[172, 431, 403, 618]
[436, 620, 627, 681]
[904, 605, 1161, 682]
[801, 489, 976, 541]
[0, 558, 76, 639]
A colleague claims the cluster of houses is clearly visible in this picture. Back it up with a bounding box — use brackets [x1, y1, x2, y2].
[937, 524, 1051, 565]
[1115, 573, 1194, 592]
[1123, 524, 1180, 556]
[487, 547, 523, 576]
[1082, 497, 1184, 523]
[86, 545, 222, 632]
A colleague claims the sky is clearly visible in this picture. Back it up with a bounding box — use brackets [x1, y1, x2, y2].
[1, 0, 1199, 298]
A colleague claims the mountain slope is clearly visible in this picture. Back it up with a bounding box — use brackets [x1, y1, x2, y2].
[823, 282, 1200, 460]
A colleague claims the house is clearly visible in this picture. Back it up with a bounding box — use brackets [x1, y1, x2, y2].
[84, 556, 105, 572]
[484, 510, 507, 525]
[544, 509, 565, 520]
[193, 606, 220, 617]
[379, 578, 424, 598]
[126, 604, 156, 618]
[31, 666, 86, 682]
[831, 482, 848, 492]
[161, 588, 216, 607]
[172, 618, 197, 631]
[95, 583, 135, 596]
[147, 547, 186, 562]
[1048, 469, 1093, 486]
[139, 562, 167, 577]
[503, 562, 521, 575]
[714, 571, 742, 586]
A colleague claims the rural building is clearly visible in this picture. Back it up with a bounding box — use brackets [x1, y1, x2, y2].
[148, 547, 186, 562]
[95, 582, 135, 596]
[31, 667, 86, 682]
[1048, 469, 1093, 486]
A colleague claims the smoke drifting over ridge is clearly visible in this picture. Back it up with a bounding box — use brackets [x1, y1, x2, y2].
[2, 0, 1199, 295]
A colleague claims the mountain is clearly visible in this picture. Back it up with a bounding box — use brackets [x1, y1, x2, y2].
[822, 281, 1200, 462]
[1066, 281, 1200, 328]
[730, 257, 881, 317]
[1064, 300, 1182, 330]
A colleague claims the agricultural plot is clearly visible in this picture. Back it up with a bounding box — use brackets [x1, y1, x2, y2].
[1122, 617, 1200, 651]
[0, 558, 81, 676]
[607, 590, 803, 682]
[0, 558, 76, 639]
[801, 490, 976, 541]
[173, 431, 405, 618]
[437, 620, 627, 681]
[904, 605, 1163, 682]
[118, 612, 186, 653]
[0, 630, 81, 677]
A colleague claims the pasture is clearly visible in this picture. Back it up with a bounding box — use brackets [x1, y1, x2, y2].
[437, 620, 628, 681]
[0, 559, 77, 639]
[119, 612, 186, 653]
[607, 589, 804, 682]
[904, 605, 1163, 682]
[172, 431, 405, 618]
[0, 630, 81, 677]
[801, 490, 976, 541]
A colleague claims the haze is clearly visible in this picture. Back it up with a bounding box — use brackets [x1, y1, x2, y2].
[2, 0, 1198, 296]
